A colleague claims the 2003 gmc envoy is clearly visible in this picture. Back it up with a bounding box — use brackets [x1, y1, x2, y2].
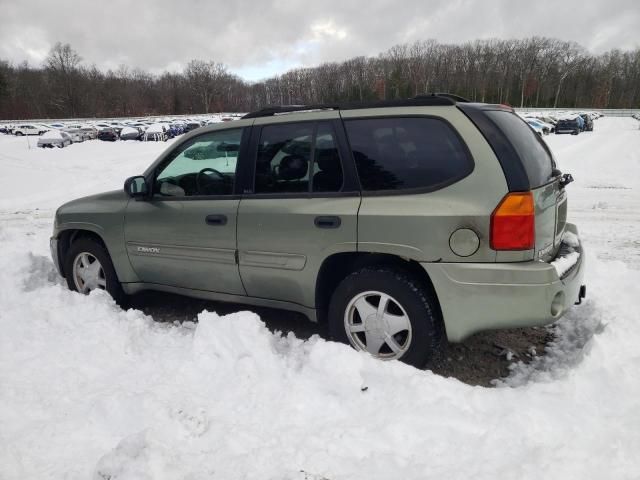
[50, 94, 586, 367]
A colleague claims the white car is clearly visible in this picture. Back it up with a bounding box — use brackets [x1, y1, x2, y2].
[37, 130, 72, 148]
[14, 124, 47, 136]
[63, 125, 88, 143]
[79, 125, 98, 140]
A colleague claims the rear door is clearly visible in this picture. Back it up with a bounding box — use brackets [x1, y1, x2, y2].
[482, 110, 563, 261]
[237, 116, 360, 308]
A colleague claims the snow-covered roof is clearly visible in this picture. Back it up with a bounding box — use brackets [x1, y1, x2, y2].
[40, 130, 67, 140]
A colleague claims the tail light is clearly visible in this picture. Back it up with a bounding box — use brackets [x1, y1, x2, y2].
[490, 192, 535, 250]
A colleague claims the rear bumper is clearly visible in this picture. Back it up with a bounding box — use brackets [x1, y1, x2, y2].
[421, 223, 586, 342]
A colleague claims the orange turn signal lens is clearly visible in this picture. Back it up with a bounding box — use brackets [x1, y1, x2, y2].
[490, 192, 535, 250]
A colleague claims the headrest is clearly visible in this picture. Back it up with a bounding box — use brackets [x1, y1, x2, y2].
[279, 155, 308, 181]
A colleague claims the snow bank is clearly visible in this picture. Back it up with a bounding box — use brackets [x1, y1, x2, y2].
[1, 118, 640, 479]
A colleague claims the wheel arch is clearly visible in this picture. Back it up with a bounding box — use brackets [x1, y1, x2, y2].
[57, 228, 111, 278]
[315, 252, 445, 333]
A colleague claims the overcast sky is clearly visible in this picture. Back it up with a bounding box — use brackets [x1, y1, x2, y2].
[1, 0, 638, 81]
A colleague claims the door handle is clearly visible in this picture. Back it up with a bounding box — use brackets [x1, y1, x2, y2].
[314, 216, 341, 229]
[205, 214, 228, 226]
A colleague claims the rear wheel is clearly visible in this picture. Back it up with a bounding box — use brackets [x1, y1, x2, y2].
[328, 267, 444, 368]
[64, 237, 126, 305]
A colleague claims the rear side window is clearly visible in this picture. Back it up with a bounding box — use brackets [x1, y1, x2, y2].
[344, 117, 473, 192]
[485, 111, 554, 188]
[255, 122, 344, 194]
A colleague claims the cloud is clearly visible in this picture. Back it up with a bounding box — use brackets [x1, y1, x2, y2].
[0, 0, 637, 80]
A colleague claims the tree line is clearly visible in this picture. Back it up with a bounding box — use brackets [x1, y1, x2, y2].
[0, 37, 638, 120]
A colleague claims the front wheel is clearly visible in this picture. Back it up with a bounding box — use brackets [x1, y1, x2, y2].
[64, 237, 126, 305]
[328, 267, 444, 368]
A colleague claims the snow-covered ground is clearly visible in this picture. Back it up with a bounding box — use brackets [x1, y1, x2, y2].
[0, 118, 639, 479]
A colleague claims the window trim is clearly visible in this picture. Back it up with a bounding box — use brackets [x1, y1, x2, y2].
[243, 119, 356, 198]
[148, 126, 248, 200]
[342, 114, 476, 197]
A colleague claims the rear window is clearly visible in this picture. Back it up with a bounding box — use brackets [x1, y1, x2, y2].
[344, 117, 473, 192]
[485, 111, 554, 188]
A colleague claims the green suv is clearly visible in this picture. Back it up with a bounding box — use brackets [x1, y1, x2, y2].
[50, 95, 586, 367]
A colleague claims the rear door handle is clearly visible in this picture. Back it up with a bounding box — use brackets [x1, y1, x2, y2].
[314, 216, 341, 229]
[205, 214, 228, 226]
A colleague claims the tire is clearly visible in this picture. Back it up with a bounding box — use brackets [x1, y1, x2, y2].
[328, 267, 444, 368]
[64, 237, 126, 306]
[15, 131, 23, 136]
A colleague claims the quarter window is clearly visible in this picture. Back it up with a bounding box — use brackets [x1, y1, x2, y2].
[344, 117, 473, 191]
[154, 128, 242, 197]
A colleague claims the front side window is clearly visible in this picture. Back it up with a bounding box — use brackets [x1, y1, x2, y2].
[254, 122, 343, 194]
[155, 128, 242, 197]
[344, 117, 473, 192]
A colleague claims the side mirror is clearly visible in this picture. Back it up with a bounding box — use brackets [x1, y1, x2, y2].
[124, 176, 149, 199]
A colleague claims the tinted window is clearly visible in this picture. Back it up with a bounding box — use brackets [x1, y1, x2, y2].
[255, 122, 343, 194]
[344, 117, 473, 191]
[154, 128, 241, 197]
[312, 123, 343, 192]
[485, 111, 554, 188]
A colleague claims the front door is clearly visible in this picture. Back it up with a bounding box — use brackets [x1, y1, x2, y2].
[124, 127, 247, 295]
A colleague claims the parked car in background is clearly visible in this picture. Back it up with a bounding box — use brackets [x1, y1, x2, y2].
[37, 130, 72, 148]
[97, 128, 119, 142]
[109, 122, 125, 135]
[120, 126, 143, 141]
[555, 116, 582, 135]
[62, 126, 86, 143]
[0, 124, 12, 134]
[579, 113, 594, 131]
[184, 121, 202, 133]
[14, 124, 47, 136]
[143, 124, 169, 141]
[80, 125, 98, 140]
[525, 118, 549, 135]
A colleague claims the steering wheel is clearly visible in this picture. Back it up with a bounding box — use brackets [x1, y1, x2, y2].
[196, 168, 225, 194]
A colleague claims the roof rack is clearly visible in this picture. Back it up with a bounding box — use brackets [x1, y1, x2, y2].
[241, 93, 462, 119]
[414, 93, 471, 103]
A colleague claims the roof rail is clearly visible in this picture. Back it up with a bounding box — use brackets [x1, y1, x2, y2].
[241, 104, 338, 119]
[414, 93, 471, 103]
[241, 93, 461, 119]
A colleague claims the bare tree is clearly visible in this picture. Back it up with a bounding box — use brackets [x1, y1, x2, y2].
[185, 60, 227, 113]
[45, 42, 83, 116]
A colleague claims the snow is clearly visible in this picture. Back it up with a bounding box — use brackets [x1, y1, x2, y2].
[550, 250, 580, 277]
[1, 117, 640, 479]
[120, 126, 139, 136]
[146, 123, 166, 134]
[39, 129, 66, 140]
[550, 231, 582, 277]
